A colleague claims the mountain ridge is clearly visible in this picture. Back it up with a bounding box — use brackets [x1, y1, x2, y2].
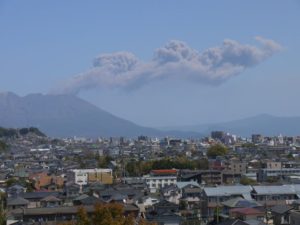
[1, 92, 299, 138]
[0, 92, 201, 138]
[160, 114, 300, 137]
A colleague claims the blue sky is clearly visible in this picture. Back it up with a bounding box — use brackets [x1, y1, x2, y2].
[0, 1, 299, 127]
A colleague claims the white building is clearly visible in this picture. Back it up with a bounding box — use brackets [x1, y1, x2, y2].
[69, 168, 113, 185]
[143, 175, 177, 193]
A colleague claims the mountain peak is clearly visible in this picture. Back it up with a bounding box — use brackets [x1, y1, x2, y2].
[0, 92, 157, 137]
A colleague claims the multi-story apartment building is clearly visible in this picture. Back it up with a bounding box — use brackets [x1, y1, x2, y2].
[258, 168, 300, 182]
[226, 159, 247, 174]
[179, 169, 222, 185]
[68, 168, 113, 186]
[143, 169, 177, 193]
[264, 160, 282, 170]
[251, 185, 300, 207]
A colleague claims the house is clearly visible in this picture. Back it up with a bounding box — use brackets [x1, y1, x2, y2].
[29, 172, 52, 190]
[107, 193, 127, 203]
[290, 209, 300, 225]
[201, 185, 253, 221]
[7, 184, 27, 197]
[7, 196, 29, 210]
[64, 183, 81, 197]
[40, 195, 62, 207]
[148, 199, 179, 215]
[179, 169, 222, 185]
[160, 184, 180, 204]
[251, 185, 299, 207]
[270, 205, 294, 225]
[74, 195, 104, 205]
[20, 191, 60, 208]
[229, 208, 265, 221]
[88, 181, 106, 193]
[135, 195, 160, 209]
[146, 200, 182, 225]
[222, 197, 262, 216]
[181, 184, 201, 210]
[222, 171, 243, 184]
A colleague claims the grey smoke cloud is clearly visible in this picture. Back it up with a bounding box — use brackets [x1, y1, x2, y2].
[54, 37, 282, 94]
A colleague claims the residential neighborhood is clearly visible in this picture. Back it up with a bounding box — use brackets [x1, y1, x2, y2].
[1, 128, 300, 225]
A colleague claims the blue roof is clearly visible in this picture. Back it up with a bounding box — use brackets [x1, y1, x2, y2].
[176, 181, 200, 189]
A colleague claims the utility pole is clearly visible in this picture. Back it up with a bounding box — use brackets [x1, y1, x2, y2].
[216, 196, 220, 224]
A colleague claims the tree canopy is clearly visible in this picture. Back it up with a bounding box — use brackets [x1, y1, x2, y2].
[0, 127, 45, 138]
[240, 176, 257, 185]
[126, 157, 209, 176]
[59, 203, 156, 225]
[207, 144, 229, 158]
[0, 141, 7, 152]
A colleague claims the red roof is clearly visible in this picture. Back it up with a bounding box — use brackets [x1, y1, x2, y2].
[230, 207, 264, 215]
[151, 169, 177, 174]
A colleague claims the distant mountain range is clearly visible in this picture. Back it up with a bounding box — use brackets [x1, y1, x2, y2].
[161, 114, 300, 137]
[0, 92, 299, 138]
[0, 92, 200, 138]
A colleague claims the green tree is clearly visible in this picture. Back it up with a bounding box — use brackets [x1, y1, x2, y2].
[207, 144, 228, 158]
[126, 157, 209, 176]
[0, 127, 18, 138]
[5, 178, 18, 187]
[0, 141, 7, 152]
[0, 193, 6, 225]
[73, 204, 156, 225]
[58, 221, 75, 225]
[6, 178, 35, 192]
[241, 143, 257, 148]
[76, 206, 90, 225]
[240, 176, 257, 185]
[0, 207, 5, 225]
[138, 219, 157, 225]
[93, 206, 113, 225]
[98, 155, 113, 168]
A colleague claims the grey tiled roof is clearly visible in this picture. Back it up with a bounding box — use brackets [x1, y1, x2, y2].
[7, 196, 29, 206]
[253, 185, 297, 195]
[204, 185, 253, 198]
[271, 204, 293, 214]
[20, 191, 59, 200]
[222, 197, 262, 208]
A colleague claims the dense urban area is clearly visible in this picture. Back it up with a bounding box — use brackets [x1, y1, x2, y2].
[1, 127, 300, 225]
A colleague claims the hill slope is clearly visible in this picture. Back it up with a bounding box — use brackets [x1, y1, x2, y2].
[0, 92, 200, 138]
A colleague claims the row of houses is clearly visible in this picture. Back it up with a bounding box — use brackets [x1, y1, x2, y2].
[7, 181, 300, 224]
